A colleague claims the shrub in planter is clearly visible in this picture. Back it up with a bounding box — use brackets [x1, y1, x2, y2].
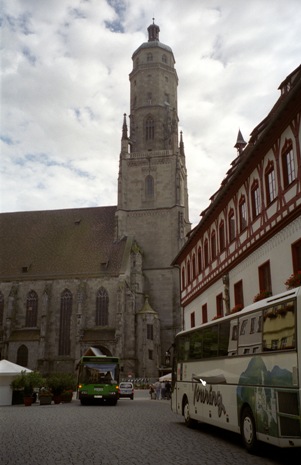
[253, 290, 272, 302]
[61, 390, 73, 403]
[285, 271, 301, 289]
[46, 373, 76, 399]
[11, 371, 44, 405]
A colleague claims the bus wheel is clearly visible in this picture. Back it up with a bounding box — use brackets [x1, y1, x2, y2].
[183, 397, 197, 428]
[241, 407, 258, 454]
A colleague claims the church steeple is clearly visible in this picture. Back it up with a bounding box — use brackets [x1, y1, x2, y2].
[116, 22, 190, 379]
[128, 21, 178, 153]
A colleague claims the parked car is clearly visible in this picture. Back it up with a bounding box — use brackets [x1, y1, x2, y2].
[118, 382, 134, 400]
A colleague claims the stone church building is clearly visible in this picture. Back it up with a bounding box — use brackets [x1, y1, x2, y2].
[0, 22, 191, 378]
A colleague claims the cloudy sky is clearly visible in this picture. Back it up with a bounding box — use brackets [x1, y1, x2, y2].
[1, 0, 301, 227]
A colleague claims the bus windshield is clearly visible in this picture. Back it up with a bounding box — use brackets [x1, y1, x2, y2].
[77, 356, 120, 405]
[79, 362, 118, 384]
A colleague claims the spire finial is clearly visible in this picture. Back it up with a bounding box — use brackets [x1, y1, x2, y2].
[122, 113, 128, 140]
[234, 129, 246, 154]
[148, 19, 160, 42]
[180, 131, 185, 155]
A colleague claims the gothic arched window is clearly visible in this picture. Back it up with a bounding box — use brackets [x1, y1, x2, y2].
[26, 290, 38, 327]
[145, 117, 154, 140]
[17, 344, 28, 367]
[96, 287, 109, 326]
[145, 175, 154, 198]
[59, 289, 72, 356]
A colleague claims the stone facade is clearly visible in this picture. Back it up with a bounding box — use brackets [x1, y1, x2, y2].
[0, 22, 190, 378]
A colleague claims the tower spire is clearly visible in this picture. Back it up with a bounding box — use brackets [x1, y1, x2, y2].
[121, 113, 129, 154]
[179, 131, 185, 156]
[122, 113, 128, 140]
[234, 129, 247, 154]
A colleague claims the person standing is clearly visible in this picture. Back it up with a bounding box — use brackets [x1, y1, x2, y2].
[154, 380, 161, 400]
[161, 381, 166, 400]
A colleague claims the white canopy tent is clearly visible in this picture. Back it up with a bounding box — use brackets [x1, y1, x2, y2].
[159, 373, 171, 382]
[0, 360, 32, 406]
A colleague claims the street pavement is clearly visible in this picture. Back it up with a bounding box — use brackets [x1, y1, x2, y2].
[0, 390, 299, 465]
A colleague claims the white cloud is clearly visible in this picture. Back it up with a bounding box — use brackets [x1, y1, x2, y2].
[1, 0, 301, 226]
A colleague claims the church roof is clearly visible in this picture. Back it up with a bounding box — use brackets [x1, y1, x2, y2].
[0, 205, 129, 281]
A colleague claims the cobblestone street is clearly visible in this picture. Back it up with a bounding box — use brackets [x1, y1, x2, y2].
[0, 392, 299, 465]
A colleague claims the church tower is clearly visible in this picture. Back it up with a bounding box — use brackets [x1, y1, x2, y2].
[116, 21, 190, 369]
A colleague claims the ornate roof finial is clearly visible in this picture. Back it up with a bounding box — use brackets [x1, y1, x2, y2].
[148, 19, 160, 42]
[122, 113, 128, 140]
[234, 129, 247, 154]
[180, 131, 185, 155]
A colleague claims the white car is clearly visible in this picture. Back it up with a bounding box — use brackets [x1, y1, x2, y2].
[118, 382, 134, 400]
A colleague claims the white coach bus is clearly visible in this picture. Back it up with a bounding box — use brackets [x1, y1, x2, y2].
[171, 287, 301, 453]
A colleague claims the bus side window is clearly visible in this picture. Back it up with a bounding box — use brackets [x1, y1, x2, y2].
[190, 330, 203, 359]
[218, 320, 231, 356]
[263, 300, 296, 351]
[203, 325, 218, 358]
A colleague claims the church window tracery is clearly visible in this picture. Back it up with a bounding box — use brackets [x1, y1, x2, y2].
[96, 287, 109, 326]
[26, 290, 38, 327]
[145, 117, 154, 140]
[59, 289, 72, 356]
[145, 175, 154, 198]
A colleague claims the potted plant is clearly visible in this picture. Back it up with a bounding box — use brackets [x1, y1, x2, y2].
[38, 387, 53, 405]
[61, 389, 73, 403]
[46, 372, 76, 404]
[230, 304, 243, 314]
[253, 290, 272, 302]
[11, 371, 44, 406]
[285, 271, 301, 289]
